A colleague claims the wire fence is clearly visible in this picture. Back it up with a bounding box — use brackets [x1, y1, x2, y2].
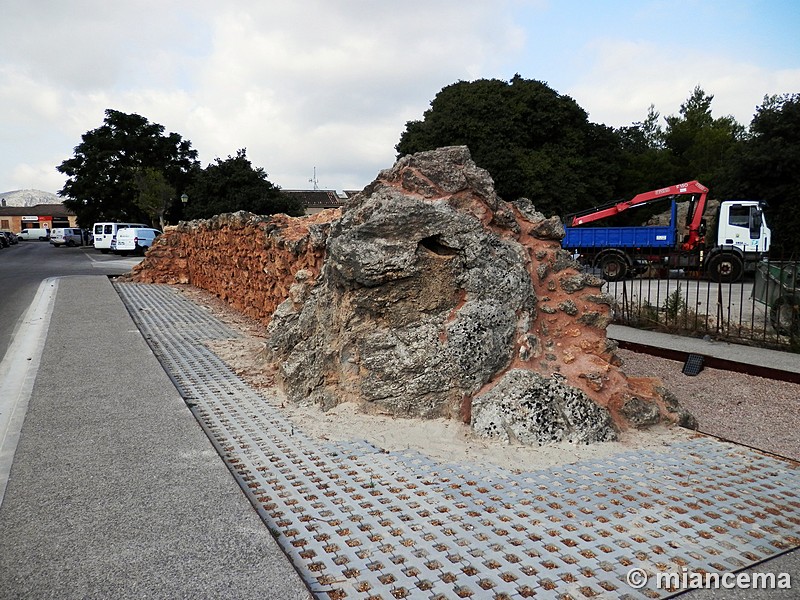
[589, 251, 800, 352]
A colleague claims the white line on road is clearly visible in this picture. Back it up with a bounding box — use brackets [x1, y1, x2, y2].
[0, 277, 59, 508]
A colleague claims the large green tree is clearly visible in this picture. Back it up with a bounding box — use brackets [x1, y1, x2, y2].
[616, 105, 677, 196]
[662, 86, 746, 188]
[723, 94, 800, 255]
[133, 168, 175, 230]
[185, 149, 304, 219]
[57, 110, 198, 226]
[396, 75, 623, 218]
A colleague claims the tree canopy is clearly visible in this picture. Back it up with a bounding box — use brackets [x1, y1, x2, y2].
[184, 149, 304, 220]
[397, 77, 799, 251]
[724, 94, 800, 255]
[57, 109, 198, 226]
[133, 168, 175, 230]
[396, 75, 622, 217]
[55, 86, 799, 253]
[662, 86, 746, 189]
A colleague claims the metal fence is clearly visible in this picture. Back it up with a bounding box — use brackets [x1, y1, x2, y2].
[592, 252, 800, 352]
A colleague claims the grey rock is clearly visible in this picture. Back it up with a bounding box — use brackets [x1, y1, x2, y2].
[268, 147, 535, 418]
[264, 145, 694, 442]
[471, 370, 618, 445]
[620, 396, 662, 428]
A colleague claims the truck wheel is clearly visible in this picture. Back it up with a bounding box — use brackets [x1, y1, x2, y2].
[598, 254, 628, 281]
[770, 294, 800, 337]
[706, 253, 743, 283]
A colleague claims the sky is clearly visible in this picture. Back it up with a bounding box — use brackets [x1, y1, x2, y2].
[1, 0, 799, 195]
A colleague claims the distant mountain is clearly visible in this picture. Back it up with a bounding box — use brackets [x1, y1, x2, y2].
[0, 189, 63, 207]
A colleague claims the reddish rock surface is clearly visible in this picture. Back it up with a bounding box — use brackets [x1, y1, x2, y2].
[126, 210, 338, 324]
[127, 147, 695, 444]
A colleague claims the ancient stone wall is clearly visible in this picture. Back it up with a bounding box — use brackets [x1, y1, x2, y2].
[126, 210, 338, 324]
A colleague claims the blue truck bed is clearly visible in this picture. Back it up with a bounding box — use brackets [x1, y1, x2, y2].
[562, 224, 676, 249]
[562, 197, 678, 250]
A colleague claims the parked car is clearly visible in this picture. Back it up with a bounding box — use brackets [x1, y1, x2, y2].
[1, 230, 19, 245]
[18, 227, 50, 241]
[0, 232, 9, 248]
[92, 222, 147, 253]
[114, 227, 162, 256]
[50, 227, 84, 247]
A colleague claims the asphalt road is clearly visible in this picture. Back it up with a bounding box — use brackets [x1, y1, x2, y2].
[0, 249, 312, 598]
[0, 240, 141, 356]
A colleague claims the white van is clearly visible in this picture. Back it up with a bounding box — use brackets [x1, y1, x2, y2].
[92, 222, 147, 253]
[50, 227, 84, 247]
[18, 227, 50, 241]
[114, 227, 161, 256]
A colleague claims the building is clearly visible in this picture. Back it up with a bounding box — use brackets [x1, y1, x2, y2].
[0, 203, 78, 233]
[282, 190, 359, 215]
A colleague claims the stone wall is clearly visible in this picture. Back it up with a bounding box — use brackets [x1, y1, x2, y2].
[126, 210, 338, 324]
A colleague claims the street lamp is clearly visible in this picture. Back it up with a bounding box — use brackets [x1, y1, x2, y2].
[181, 193, 189, 205]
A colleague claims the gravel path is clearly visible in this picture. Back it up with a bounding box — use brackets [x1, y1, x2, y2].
[617, 348, 800, 461]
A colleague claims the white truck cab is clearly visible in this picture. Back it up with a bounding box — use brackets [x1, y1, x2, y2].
[715, 200, 771, 256]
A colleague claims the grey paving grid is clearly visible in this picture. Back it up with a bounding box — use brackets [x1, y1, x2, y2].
[116, 282, 800, 600]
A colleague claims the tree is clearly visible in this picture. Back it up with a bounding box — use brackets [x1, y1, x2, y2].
[616, 105, 678, 196]
[662, 86, 746, 188]
[57, 109, 199, 226]
[133, 168, 175, 230]
[185, 149, 304, 219]
[396, 75, 623, 217]
[725, 94, 800, 255]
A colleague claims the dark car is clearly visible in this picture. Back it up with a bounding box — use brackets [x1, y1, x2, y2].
[1, 230, 19, 245]
[0, 232, 10, 248]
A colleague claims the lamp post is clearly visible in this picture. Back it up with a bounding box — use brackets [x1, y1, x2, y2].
[181, 193, 188, 205]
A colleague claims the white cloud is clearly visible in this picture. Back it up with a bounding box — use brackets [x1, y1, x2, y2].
[1, 0, 532, 192]
[568, 39, 800, 128]
[1, 1, 798, 195]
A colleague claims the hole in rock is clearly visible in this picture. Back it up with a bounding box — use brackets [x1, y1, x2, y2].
[419, 235, 459, 256]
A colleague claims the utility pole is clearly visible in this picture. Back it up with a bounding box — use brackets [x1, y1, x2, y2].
[309, 167, 319, 191]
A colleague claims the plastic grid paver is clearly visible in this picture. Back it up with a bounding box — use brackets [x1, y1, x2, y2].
[116, 282, 800, 599]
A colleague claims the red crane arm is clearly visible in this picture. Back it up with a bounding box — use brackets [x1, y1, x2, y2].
[569, 181, 709, 227]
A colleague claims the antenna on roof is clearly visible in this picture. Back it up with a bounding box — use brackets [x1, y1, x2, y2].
[309, 167, 319, 191]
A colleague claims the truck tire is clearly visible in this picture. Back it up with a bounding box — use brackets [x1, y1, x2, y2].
[598, 253, 628, 281]
[770, 294, 800, 337]
[706, 253, 743, 283]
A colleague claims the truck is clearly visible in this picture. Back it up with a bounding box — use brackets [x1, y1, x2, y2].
[561, 181, 771, 283]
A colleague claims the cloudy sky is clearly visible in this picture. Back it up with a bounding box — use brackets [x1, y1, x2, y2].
[1, 0, 798, 195]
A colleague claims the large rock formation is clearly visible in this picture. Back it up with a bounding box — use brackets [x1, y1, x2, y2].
[128, 146, 695, 446]
[265, 147, 695, 443]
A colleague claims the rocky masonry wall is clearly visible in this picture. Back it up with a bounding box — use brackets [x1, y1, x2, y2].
[127, 210, 338, 324]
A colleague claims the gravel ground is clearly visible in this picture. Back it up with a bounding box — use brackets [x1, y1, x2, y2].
[617, 348, 800, 461]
